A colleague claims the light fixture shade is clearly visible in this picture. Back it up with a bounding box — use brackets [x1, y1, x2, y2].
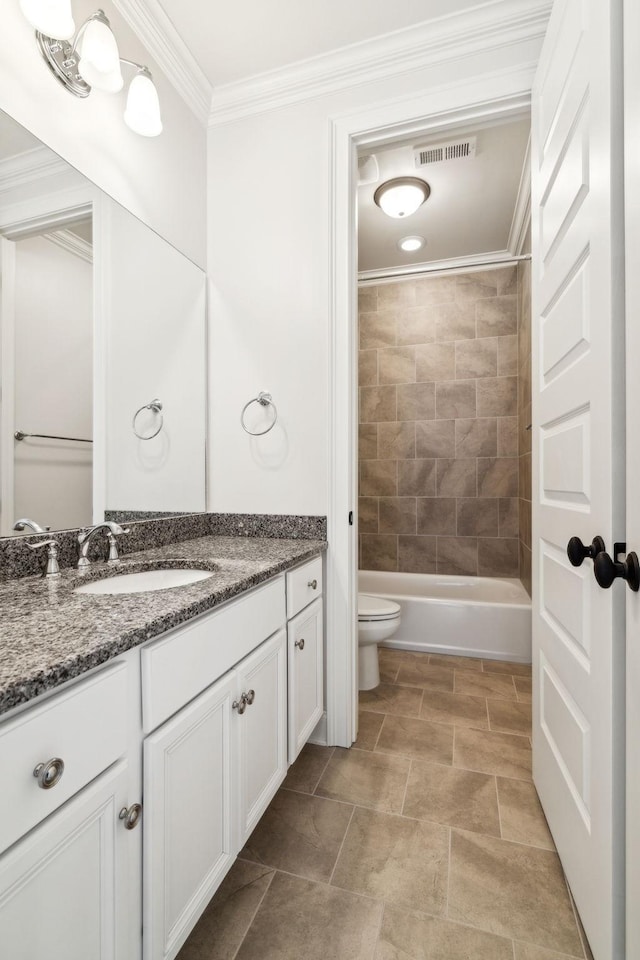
[124, 72, 163, 137]
[20, 0, 75, 40]
[78, 17, 123, 92]
[374, 177, 430, 219]
[398, 236, 425, 253]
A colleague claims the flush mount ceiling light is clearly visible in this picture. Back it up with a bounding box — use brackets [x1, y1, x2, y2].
[373, 177, 430, 219]
[398, 236, 425, 253]
[20, 3, 162, 137]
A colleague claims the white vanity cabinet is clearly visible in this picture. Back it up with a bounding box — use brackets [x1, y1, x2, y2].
[286, 558, 324, 763]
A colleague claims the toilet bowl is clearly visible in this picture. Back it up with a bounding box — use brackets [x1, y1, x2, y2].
[358, 594, 402, 691]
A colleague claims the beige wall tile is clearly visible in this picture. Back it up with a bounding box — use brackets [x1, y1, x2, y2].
[397, 382, 435, 421]
[361, 533, 398, 570]
[437, 536, 478, 575]
[519, 498, 532, 547]
[398, 459, 436, 496]
[417, 498, 456, 535]
[457, 498, 499, 537]
[455, 418, 497, 458]
[358, 349, 378, 386]
[477, 457, 518, 497]
[477, 376, 517, 417]
[476, 295, 518, 337]
[398, 535, 437, 573]
[378, 346, 416, 384]
[358, 497, 378, 534]
[519, 452, 532, 500]
[499, 497, 519, 537]
[416, 419, 455, 458]
[436, 380, 477, 419]
[359, 423, 378, 460]
[378, 280, 416, 307]
[415, 341, 455, 381]
[478, 537, 520, 577]
[520, 541, 532, 597]
[496, 265, 518, 295]
[498, 335, 518, 375]
[498, 416, 519, 456]
[358, 286, 378, 312]
[360, 309, 396, 349]
[414, 274, 457, 304]
[379, 497, 417, 534]
[455, 271, 498, 301]
[434, 301, 476, 341]
[456, 338, 498, 379]
[360, 460, 396, 496]
[378, 421, 416, 459]
[360, 384, 397, 422]
[436, 459, 477, 497]
[396, 305, 436, 345]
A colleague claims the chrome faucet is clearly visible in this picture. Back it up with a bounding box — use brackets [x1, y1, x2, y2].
[77, 521, 129, 570]
[25, 539, 60, 578]
[14, 518, 50, 533]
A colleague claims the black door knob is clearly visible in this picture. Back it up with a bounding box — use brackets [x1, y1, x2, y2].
[593, 544, 640, 592]
[567, 535, 606, 567]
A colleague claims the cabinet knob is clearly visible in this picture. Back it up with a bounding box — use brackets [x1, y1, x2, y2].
[233, 696, 247, 715]
[295, 638, 305, 650]
[33, 757, 64, 789]
[245, 689, 256, 705]
[119, 803, 142, 830]
[307, 579, 318, 590]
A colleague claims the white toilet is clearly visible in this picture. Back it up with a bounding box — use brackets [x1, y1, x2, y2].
[358, 593, 402, 690]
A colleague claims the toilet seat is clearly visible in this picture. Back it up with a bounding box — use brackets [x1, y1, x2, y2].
[358, 593, 401, 622]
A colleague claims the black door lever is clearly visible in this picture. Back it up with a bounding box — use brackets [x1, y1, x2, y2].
[567, 535, 606, 567]
[593, 543, 640, 592]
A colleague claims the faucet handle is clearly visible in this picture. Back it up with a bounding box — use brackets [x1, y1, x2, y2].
[25, 539, 60, 578]
[107, 528, 130, 564]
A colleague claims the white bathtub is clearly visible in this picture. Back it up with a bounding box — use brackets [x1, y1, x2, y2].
[358, 570, 532, 663]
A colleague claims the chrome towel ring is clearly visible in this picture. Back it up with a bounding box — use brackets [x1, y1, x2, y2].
[241, 391, 278, 436]
[133, 399, 163, 440]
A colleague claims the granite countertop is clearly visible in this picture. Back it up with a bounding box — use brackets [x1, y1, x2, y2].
[0, 535, 326, 717]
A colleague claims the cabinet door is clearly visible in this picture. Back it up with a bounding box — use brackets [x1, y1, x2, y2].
[0, 760, 135, 960]
[143, 673, 236, 960]
[235, 629, 288, 843]
[287, 598, 324, 764]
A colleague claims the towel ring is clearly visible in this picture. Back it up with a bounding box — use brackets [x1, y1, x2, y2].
[133, 399, 163, 440]
[241, 392, 278, 436]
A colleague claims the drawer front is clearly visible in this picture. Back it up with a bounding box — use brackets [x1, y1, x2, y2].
[0, 663, 128, 854]
[142, 576, 286, 733]
[286, 556, 323, 619]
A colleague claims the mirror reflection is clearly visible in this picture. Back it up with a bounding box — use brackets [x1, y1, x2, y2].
[0, 111, 207, 537]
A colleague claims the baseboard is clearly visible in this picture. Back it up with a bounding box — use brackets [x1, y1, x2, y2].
[381, 640, 531, 664]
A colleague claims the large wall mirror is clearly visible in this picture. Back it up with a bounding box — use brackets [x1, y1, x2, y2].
[0, 110, 207, 537]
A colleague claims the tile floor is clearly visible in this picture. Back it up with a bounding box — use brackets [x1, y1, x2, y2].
[177, 649, 594, 960]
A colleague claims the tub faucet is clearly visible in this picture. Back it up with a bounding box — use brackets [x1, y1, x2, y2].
[14, 518, 50, 533]
[77, 521, 129, 570]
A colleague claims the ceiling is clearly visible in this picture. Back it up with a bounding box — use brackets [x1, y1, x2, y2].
[357, 116, 530, 274]
[155, 0, 482, 88]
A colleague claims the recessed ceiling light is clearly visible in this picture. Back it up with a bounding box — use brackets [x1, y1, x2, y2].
[373, 177, 430, 218]
[398, 236, 425, 253]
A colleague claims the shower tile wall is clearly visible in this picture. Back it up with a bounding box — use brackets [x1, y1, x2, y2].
[358, 266, 528, 579]
[517, 260, 532, 595]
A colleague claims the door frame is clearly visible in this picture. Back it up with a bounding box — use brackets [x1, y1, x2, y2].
[326, 66, 536, 747]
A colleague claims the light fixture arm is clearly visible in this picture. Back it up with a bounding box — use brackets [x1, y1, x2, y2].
[69, 8, 110, 55]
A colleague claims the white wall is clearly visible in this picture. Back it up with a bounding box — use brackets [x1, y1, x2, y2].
[104, 199, 207, 513]
[0, 0, 207, 268]
[13, 234, 93, 531]
[206, 22, 545, 516]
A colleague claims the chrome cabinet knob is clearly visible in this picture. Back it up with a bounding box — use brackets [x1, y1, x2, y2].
[233, 696, 247, 715]
[119, 803, 142, 830]
[295, 638, 305, 650]
[245, 689, 256, 705]
[307, 579, 318, 590]
[33, 757, 64, 789]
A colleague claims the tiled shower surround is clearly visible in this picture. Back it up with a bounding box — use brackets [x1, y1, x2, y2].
[517, 260, 532, 595]
[358, 264, 531, 579]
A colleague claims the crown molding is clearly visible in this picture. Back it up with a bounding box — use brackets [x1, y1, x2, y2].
[46, 229, 93, 264]
[507, 132, 532, 254]
[358, 250, 529, 284]
[0, 147, 70, 195]
[209, 0, 552, 126]
[112, 0, 212, 125]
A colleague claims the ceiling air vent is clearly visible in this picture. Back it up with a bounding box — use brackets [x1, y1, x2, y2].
[414, 137, 477, 167]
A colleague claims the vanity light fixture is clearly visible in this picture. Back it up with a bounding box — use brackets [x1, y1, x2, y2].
[20, 3, 162, 137]
[398, 236, 425, 253]
[373, 177, 430, 219]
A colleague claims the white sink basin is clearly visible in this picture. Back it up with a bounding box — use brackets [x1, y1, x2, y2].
[75, 568, 215, 595]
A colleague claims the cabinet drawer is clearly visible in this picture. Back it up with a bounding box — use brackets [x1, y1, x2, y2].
[0, 663, 128, 855]
[142, 576, 286, 733]
[286, 556, 323, 619]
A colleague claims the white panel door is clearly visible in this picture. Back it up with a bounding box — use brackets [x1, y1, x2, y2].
[143, 673, 236, 960]
[531, 0, 625, 957]
[0, 760, 133, 960]
[287, 598, 324, 763]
